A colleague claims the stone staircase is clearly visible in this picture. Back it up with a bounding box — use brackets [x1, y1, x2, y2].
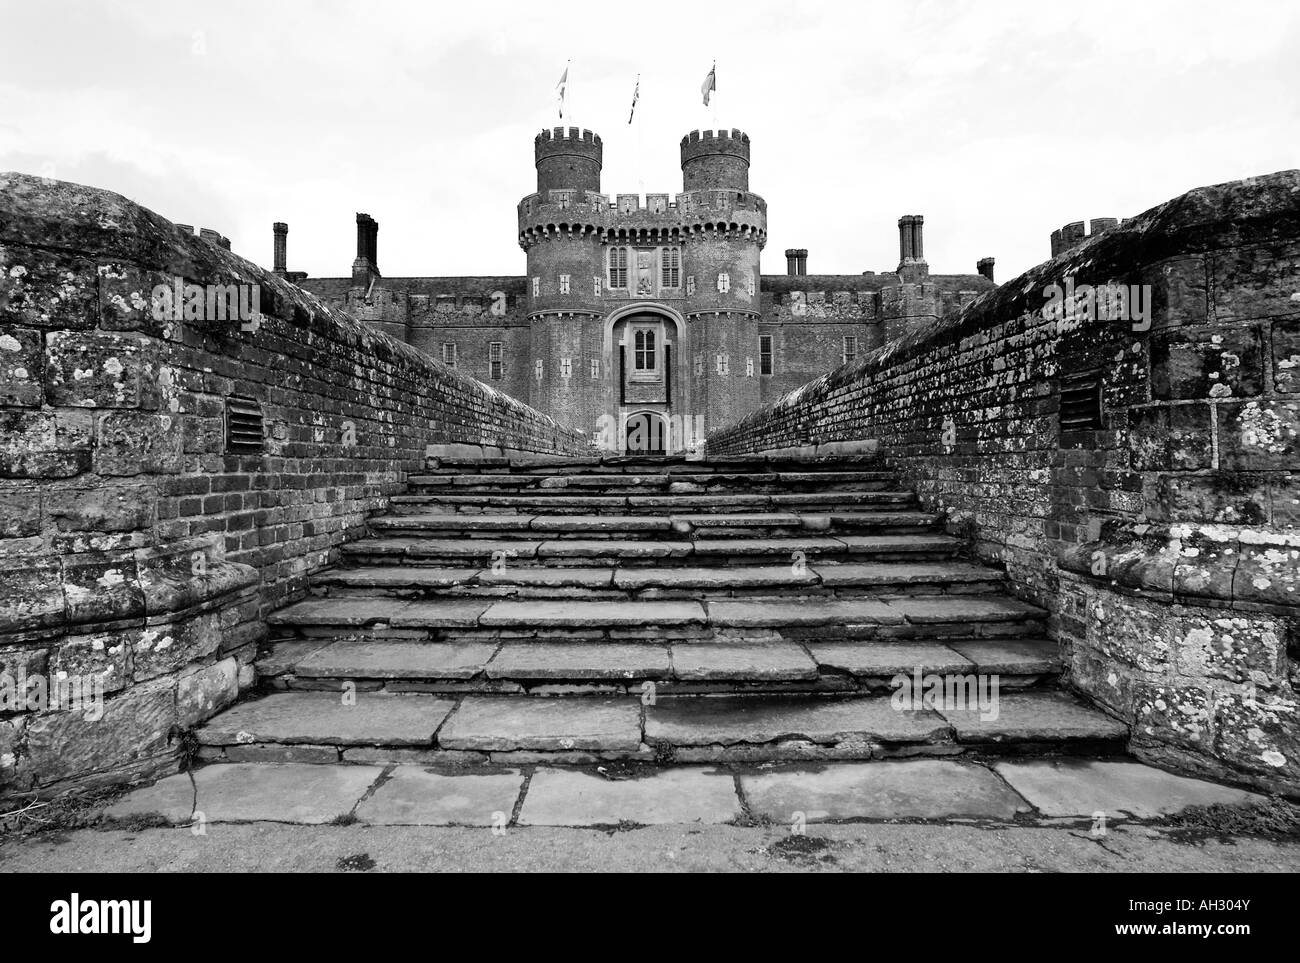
[197, 455, 1128, 766]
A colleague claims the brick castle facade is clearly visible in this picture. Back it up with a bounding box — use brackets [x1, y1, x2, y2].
[284, 127, 998, 451]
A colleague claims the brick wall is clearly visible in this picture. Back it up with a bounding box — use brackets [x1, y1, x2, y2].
[0, 172, 585, 796]
[709, 169, 1300, 794]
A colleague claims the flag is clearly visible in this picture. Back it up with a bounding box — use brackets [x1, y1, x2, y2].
[556, 63, 568, 119]
[701, 61, 716, 106]
[628, 75, 640, 124]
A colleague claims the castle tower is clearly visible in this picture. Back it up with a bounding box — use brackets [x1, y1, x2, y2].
[521, 128, 607, 434]
[679, 129, 765, 433]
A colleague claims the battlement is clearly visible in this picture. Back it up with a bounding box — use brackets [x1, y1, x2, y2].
[1050, 216, 1123, 257]
[535, 127, 603, 159]
[680, 128, 751, 162]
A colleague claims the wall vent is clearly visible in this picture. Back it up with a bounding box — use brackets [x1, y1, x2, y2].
[1059, 369, 1103, 432]
[226, 396, 265, 454]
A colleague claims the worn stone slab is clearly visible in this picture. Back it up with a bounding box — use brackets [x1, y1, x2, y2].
[888, 596, 1045, 624]
[807, 642, 973, 676]
[940, 692, 1129, 742]
[677, 513, 803, 528]
[294, 641, 497, 679]
[670, 642, 819, 680]
[315, 567, 477, 589]
[948, 639, 1063, 674]
[388, 600, 493, 628]
[355, 767, 525, 826]
[487, 643, 672, 680]
[645, 695, 949, 746]
[536, 540, 693, 558]
[105, 763, 382, 825]
[407, 540, 541, 559]
[477, 567, 614, 589]
[835, 535, 959, 554]
[374, 513, 536, 531]
[708, 599, 903, 627]
[812, 562, 997, 586]
[267, 598, 411, 627]
[691, 537, 843, 556]
[529, 515, 672, 532]
[518, 768, 741, 826]
[741, 760, 1028, 821]
[198, 692, 456, 746]
[994, 759, 1263, 818]
[613, 565, 819, 590]
[256, 640, 333, 676]
[480, 600, 706, 627]
[439, 697, 643, 751]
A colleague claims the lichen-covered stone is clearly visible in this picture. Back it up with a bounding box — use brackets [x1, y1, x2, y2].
[133, 612, 221, 681]
[93, 411, 182, 475]
[44, 330, 153, 409]
[1132, 683, 1211, 750]
[61, 552, 145, 625]
[50, 628, 133, 694]
[176, 656, 239, 728]
[1174, 613, 1286, 685]
[1212, 692, 1298, 783]
[0, 326, 43, 406]
[0, 409, 92, 478]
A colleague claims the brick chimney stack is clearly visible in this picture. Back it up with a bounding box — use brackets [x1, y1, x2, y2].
[273, 222, 288, 275]
[785, 249, 799, 275]
[977, 257, 995, 283]
[352, 213, 380, 286]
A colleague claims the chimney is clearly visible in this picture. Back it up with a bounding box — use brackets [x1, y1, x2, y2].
[977, 257, 995, 283]
[911, 215, 924, 262]
[898, 215, 914, 262]
[795, 249, 807, 275]
[785, 249, 799, 276]
[353, 213, 381, 286]
[273, 222, 288, 275]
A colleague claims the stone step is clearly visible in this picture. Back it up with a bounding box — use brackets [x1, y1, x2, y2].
[310, 561, 1006, 600]
[341, 534, 963, 567]
[195, 689, 1127, 765]
[406, 471, 901, 493]
[265, 595, 1048, 644]
[388, 491, 921, 515]
[372, 510, 938, 537]
[256, 636, 1064, 694]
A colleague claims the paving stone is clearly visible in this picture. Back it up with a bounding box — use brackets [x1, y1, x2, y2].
[316, 567, 478, 589]
[740, 760, 1028, 821]
[355, 766, 524, 825]
[267, 598, 410, 627]
[477, 568, 614, 589]
[518, 767, 741, 826]
[439, 697, 643, 751]
[375, 514, 536, 531]
[256, 640, 333, 676]
[940, 692, 1129, 743]
[671, 642, 818, 680]
[105, 763, 382, 824]
[480, 599, 706, 627]
[888, 596, 1045, 624]
[529, 515, 672, 532]
[536, 540, 693, 558]
[948, 639, 1063, 674]
[613, 565, 819, 590]
[806, 642, 973, 676]
[812, 562, 997, 586]
[645, 695, 949, 746]
[487, 643, 672, 679]
[993, 759, 1264, 818]
[708, 598, 903, 627]
[388, 600, 492, 627]
[294, 641, 496, 679]
[198, 692, 456, 746]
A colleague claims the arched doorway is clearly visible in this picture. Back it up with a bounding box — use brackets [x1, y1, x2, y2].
[624, 410, 667, 455]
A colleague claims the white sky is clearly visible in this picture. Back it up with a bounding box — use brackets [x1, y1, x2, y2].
[1, 0, 1297, 284]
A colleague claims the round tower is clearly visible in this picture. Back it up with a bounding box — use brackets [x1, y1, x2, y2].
[680, 129, 750, 192]
[535, 127, 603, 195]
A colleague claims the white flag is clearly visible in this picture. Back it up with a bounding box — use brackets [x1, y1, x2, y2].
[628, 76, 640, 124]
[701, 62, 716, 106]
[556, 64, 569, 119]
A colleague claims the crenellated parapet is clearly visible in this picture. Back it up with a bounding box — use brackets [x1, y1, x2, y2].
[516, 188, 767, 250]
[1050, 217, 1123, 258]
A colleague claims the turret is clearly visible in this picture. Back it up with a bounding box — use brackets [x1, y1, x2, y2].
[680, 129, 751, 192]
[535, 127, 603, 195]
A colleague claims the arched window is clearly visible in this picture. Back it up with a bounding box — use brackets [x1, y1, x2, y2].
[660, 247, 681, 288]
[634, 328, 657, 371]
[608, 246, 629, 289]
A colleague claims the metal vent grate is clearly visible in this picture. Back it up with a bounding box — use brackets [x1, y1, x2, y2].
[226, 397, 264, 454]
[1060, 369, 1103, 432]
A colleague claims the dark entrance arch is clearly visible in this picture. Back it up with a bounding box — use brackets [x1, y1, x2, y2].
[624, 411, 667, 455]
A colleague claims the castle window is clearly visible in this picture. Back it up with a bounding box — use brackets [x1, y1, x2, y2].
[634, 329, 657, 372]
[532, 277, 539, 297]
[593, 276, 601, 297]
[489, 342, 503, 381]
[686, 276, 696, 296]
[746, 273, 755, 296]
[716, 353, 730, 375]
[661, 247, 681, 288]
[535, 359, 544, 381]
[746, 357, 754, 377]
[694, 353, 703, 376]
[608, 247, 629, 289]
[842, 336, 857, 365]
[559, 274, 570, 295]
[760, 335, 773, 375]
[561, 357, 572, 378]
[442, 342, 458, 368]
[717, 272, 730, 293]
[590, 358, 600, 379]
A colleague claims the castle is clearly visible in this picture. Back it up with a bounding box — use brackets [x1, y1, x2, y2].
[282, 127, 1000, 452]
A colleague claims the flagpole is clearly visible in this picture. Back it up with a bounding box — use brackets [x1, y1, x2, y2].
[636, 74, 644, 194]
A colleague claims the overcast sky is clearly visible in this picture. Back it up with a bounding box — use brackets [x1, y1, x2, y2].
[1, 0, 1297, 284]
